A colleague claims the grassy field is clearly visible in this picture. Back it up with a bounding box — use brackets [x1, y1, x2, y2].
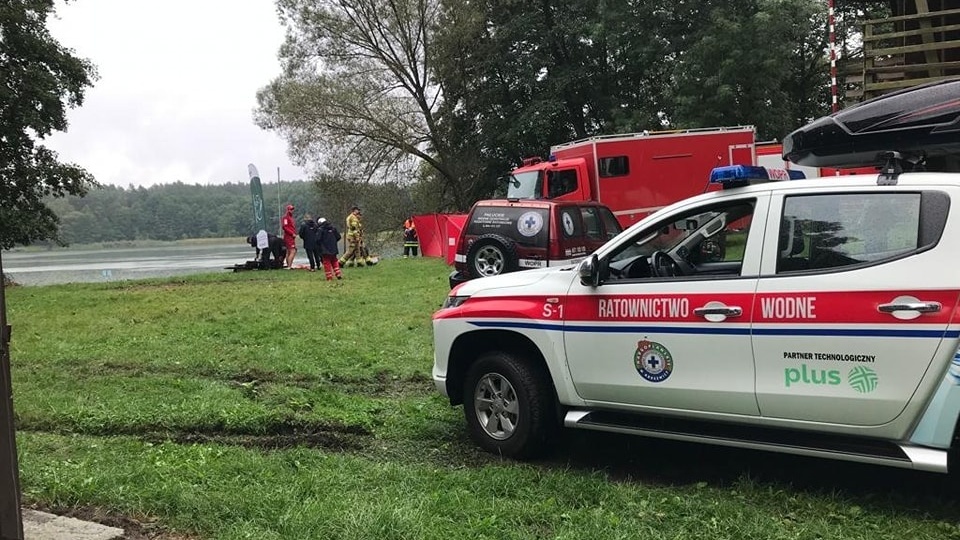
[6, 258, 960, 539]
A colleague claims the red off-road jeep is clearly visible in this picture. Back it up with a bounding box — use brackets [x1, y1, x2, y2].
[449, 199, 622, 288]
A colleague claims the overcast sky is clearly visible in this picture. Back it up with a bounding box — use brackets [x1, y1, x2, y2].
[45, 0, 307, 188]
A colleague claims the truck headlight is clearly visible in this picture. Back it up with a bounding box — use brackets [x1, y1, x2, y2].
[442, 296, 469, 309]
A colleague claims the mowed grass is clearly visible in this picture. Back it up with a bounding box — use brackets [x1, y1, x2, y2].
[7, 258, 960, 539]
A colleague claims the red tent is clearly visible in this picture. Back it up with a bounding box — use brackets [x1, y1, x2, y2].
[413, 213, 467, 264]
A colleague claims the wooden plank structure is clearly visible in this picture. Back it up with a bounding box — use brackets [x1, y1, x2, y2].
[852, 0, 960, 100]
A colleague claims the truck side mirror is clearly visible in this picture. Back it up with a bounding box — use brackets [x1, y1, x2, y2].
[578, 254, 606, 287]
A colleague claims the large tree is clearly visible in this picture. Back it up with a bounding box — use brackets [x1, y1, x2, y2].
[262, 0, 873, 209]
[255, 0, 471, 207]
[429, 0, 676, 208]
[0, 0, 98, 250]
[431, 0, 833, 199]
[668, 0, 830, 140]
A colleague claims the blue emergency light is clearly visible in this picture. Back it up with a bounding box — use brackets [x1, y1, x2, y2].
[709, 165, 805, 189]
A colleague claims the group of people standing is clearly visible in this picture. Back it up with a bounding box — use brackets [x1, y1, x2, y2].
[249, 205, 418, 274]
[292, 207, 344, 280]
[286, 204, 372, 276]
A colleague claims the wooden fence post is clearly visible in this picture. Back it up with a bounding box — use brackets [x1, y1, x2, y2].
[0, 250, 24, 540]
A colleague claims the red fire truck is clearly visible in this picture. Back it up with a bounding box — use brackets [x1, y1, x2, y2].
[506, 126, 757, 227]
[422, 126, 877, 264]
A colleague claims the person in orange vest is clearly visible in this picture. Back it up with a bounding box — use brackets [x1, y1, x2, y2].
[403, 216, 419, 257]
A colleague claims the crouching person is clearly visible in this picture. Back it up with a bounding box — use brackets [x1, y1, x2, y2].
[248, 234, 286, 269]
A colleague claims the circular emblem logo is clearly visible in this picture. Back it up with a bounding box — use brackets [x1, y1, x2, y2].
[562, 212, 575, 236]
[517, 211, 543, 237]
[848, 366, 879, 393]
[634, 339, 674, 383]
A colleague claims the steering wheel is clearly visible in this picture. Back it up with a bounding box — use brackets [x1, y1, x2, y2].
[650, 250, 681, 278]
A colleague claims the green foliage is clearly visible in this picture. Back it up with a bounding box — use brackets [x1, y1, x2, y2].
[433, 0, 673, 155]
[258, 0, 884, 212]
[30, 178, 421, 246]
[37, 180, 320, 245]
[669, 0, 829, 140]
[256, 0, 465, 205]
[8, 261, 960, 538]
[433, 0, 842, 175]
[315, 176, 419, 250]
[0, 0, 99, 249]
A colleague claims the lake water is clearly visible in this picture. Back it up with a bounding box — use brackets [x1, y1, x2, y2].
[3, 241, 259, 286]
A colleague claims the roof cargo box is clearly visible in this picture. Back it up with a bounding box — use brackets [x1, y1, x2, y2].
[782, 79, 960, 170]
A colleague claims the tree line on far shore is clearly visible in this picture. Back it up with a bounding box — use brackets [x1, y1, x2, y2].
[40, 178, 420, 247]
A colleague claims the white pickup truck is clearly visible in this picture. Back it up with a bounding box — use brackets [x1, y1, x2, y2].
[431, 79, 960, 473]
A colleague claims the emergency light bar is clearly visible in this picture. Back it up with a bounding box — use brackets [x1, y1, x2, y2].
[709, 165, 805, 189]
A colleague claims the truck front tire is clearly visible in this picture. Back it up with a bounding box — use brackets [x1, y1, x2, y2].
[463, 351, 555, 459]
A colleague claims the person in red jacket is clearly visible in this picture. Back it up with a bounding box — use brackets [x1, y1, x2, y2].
[282, 204, 297, 269]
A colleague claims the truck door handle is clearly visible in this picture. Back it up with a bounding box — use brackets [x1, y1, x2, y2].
[878, 301, 941, 313]
[694, 306, 743, 317]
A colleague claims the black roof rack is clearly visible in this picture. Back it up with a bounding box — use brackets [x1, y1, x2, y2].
[782, 78, 960, 171]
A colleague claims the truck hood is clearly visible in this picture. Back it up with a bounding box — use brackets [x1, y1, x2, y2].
[452, 266, 574, 296]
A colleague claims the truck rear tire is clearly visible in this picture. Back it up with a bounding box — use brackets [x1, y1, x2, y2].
[466, 234, 519, 279]
[463, 351, 555, 459]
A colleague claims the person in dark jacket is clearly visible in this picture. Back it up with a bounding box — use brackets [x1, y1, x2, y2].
[298, 214, 322, 271]
[316, 218, 343, 280]
[247, 234, 286, 269]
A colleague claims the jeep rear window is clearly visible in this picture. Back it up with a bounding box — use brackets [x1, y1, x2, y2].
[466, 207, 550, 246]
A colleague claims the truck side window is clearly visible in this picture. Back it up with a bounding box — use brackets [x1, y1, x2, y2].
[547, 169, 578, 198]
[598, 207, 623, 239]
[775, 192, 949, 274]
[580, 207, 603, 240]
[599, 156, 629, 177]
[606, 200, 755, 280]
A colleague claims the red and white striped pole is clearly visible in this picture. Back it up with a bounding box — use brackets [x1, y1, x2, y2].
[828, 0, 838, 112]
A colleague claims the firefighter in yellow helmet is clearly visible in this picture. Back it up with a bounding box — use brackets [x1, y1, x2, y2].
[339, 206, 371, 267]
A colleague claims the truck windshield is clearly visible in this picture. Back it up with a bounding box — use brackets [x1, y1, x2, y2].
[506, 171, 542, 199]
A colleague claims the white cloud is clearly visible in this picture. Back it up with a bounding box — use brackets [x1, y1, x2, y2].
[44, 0, 307, 187]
